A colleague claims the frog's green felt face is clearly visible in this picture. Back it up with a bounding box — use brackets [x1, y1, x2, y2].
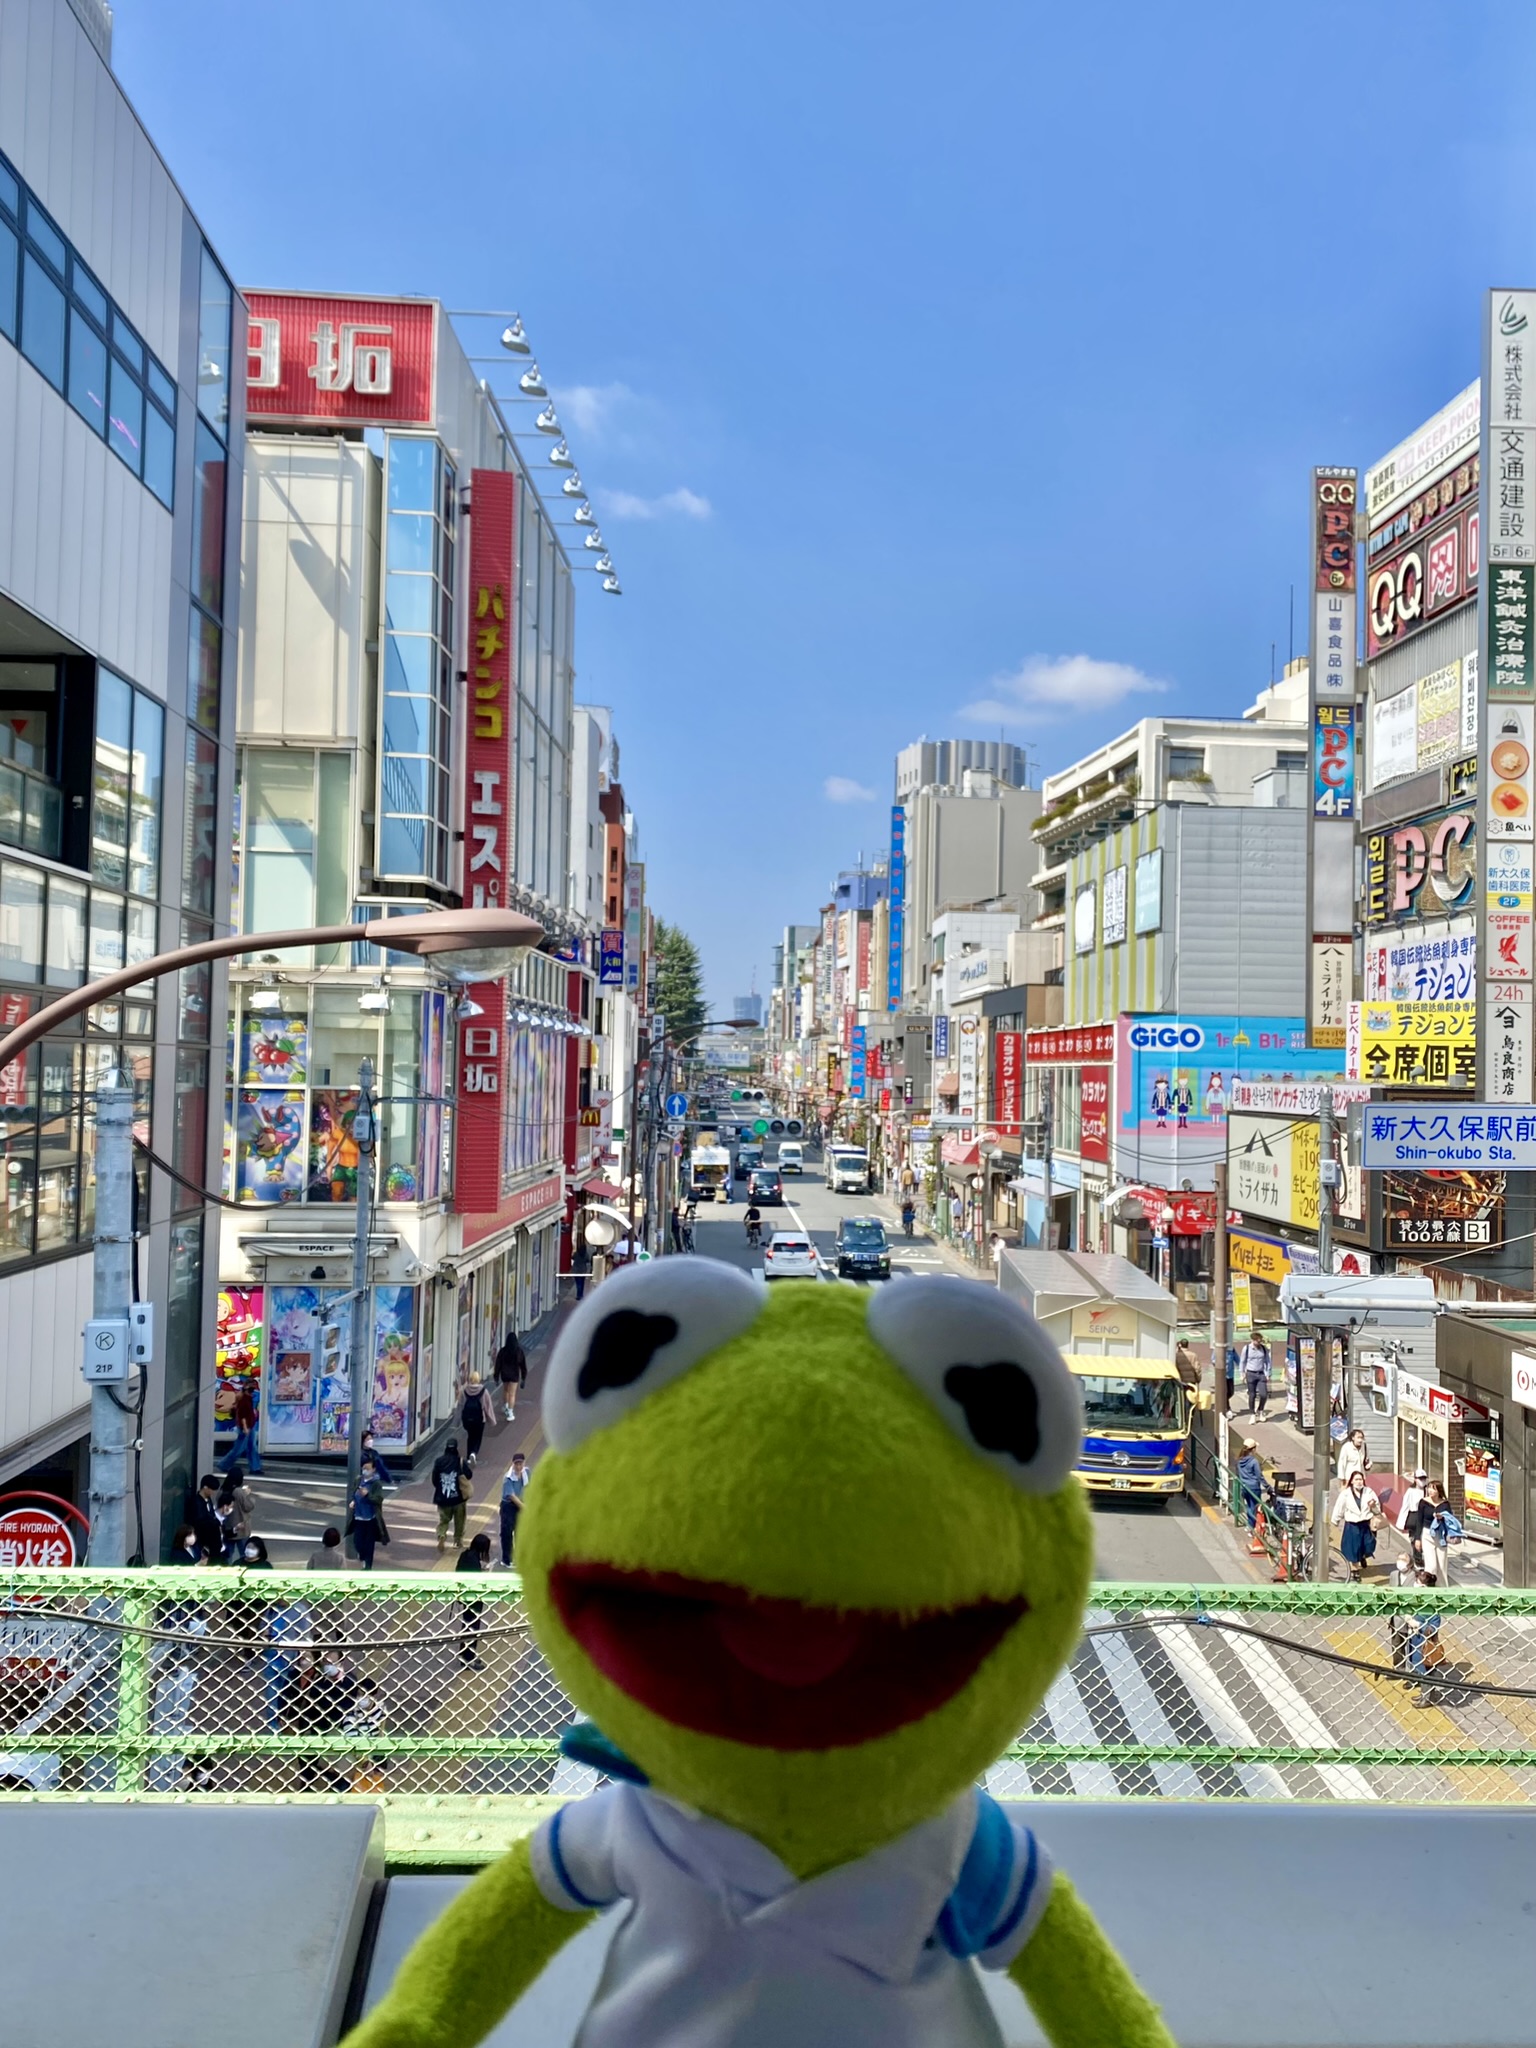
[520, 1262, 1091, 1873]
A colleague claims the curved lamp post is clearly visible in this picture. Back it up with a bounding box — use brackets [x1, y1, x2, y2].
[0, 908, 543, 1567]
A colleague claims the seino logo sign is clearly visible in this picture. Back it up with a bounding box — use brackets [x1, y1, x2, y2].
[1128, 1023, 1205, 1052]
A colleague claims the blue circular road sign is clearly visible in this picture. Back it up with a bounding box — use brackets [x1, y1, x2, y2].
[665, 1092, 689, 1119]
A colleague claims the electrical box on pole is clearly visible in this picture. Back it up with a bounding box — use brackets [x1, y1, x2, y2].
[82, 1319, 131, 1384]
[128, 1302, 154, 1364]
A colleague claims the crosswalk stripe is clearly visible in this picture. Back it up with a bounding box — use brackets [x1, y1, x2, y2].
[1084, 1610, 1207, 1798]
[1138, 1620, 1294, 1800]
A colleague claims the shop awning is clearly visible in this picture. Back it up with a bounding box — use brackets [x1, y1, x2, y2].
[941, 1137, 980, 1168]
[581, 1178, 625, 1201]
[936, 1072, 959, 1094]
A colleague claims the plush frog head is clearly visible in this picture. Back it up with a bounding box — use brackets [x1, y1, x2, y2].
[520, 1261, 1089, 1878]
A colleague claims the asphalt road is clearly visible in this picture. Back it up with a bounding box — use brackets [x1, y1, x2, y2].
[690, 1160, 1247, 1587]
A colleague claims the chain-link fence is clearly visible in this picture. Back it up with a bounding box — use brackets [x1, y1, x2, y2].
[5, 1572, 1536, 1814]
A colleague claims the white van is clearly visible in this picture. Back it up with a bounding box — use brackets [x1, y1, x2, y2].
[777, 1141, 804, 1175]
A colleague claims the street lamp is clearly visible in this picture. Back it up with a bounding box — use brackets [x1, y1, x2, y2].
[0, 906, 543, 1566]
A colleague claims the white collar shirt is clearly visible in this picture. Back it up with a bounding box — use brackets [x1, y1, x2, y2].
[529, 1782, 1052, 2048]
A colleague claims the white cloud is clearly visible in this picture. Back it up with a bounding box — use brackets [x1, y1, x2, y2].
[553, 382, 634, 439]
[600, 486, 714, 522]
[961, 653, 1170, 723]
[824, 775, 877, 803]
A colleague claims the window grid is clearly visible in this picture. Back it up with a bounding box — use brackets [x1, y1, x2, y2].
[0, 154, 176, 508]
[377, 436, 455, 889]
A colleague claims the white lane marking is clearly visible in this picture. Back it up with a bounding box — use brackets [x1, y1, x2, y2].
[1143, 1620, 1292, 1800]
[1083, 1608, 1206, 1798]
[1038, 1664, 1122, 1799]
[1205, 1615, 1378, 1801]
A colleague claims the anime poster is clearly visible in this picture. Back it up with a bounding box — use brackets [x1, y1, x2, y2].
[371, 1286, 416, 1445]
[307, 1090, 360, 1202]
[236, 1091, 305, 1203]
[213, 1287, 263, 1432]
[1113, 1014, 1346, 1193]
[316, 1298, 355, 1454]
[241, 1013, 308, 1087]
[266, 1286, 337, 1448]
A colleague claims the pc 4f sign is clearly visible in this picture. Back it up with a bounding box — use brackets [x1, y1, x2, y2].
[1361, 1101, 1536, 1170]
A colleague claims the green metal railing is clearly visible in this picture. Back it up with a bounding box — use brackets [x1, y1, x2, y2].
[4, 1571, 1535, 1857]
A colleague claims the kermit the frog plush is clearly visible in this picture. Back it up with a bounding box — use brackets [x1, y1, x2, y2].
[347, 1261, 1173, 2048]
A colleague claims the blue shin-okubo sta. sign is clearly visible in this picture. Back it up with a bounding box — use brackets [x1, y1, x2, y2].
[1361, 1102, 1536, 1171]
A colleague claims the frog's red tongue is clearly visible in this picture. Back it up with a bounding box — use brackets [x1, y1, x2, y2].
[713, 1601, 865, 1686]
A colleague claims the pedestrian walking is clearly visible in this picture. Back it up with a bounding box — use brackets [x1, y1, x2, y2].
[308, 1527, 346, 1571]
[493, 1326, 528, 1423]
[500, 1453, 530, 1568]
[1419, 1481, 1461, 1587]
[1173, 1340, 1201, 1397]
[459, 1377, 494, 1466]
[347, 1459, 389, 1571]
[359, 1430, 397, 1486]
[456, 1532, 492, 1666]
[570, 1241, 590, 1302]
[219, 1377, 263, 1475]
[1396, 1467, 1431, 1564]
[1224, 1345, 1238, 1404]
[1239, 1335, 1271, 1418]
[670, 1205, 683, 1252]
[1336, 1428, 1371, 1488]
[433, 1438, 469, 1554]
[1331, 1468, 1383, 1580]
[191, 1474, 225, 1564]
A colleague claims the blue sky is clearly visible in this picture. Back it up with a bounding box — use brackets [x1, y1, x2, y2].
[119, 2, 1536, 1008]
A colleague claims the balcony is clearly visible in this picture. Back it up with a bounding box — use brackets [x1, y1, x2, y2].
[1031, 771, 1140, 864]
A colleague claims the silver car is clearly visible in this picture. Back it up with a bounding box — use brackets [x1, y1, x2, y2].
[763, 1231, 818, 1280]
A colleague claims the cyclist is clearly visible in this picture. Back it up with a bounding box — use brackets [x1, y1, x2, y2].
[744, 1204, 763, 1250]
[900, 1197, 916, 1237]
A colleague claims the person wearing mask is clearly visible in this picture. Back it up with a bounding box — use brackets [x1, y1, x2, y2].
[348, 1456, 389, 1571]
[359, 1431, 397, 1488]
[220, 1377, 263, 1476]
[1236, 1439, 1268, 1532]
[1331, 1468, 1384, 1581]
[432, 1438, 469, 1555]
[1336, 1428, 1370, 1488]
[1239, 1335, 1271, 1419]
[218, 1468, 256, 1561]
[308, 1527, 346, 1571]
[190, 1475, 225, 1565]
[169, 1524, 205, 1565]
[494, 1326, 528, 1423]
[459, 1377, 494, 1467]
[456, 1531, 493, 1666]
[238, 1536, 273, 1569]
[500, 1453, 530, 1569]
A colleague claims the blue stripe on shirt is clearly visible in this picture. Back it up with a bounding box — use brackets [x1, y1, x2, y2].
[547, 1806, 605, 1910]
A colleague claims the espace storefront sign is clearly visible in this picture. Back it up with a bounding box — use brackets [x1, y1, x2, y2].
[247, 292, 437, 427]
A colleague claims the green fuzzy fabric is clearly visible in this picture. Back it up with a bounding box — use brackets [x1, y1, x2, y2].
[1010, 1873, 1176, 2047]
[340, 1833, 586, 2048]
[520, 1279, 1094, 1875]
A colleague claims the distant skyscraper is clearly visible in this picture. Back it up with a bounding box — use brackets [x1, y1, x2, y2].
[733, 994, 764, 1024]
[894, 738, 1032, 799]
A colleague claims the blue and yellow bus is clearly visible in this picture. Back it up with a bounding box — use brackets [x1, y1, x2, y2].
[1063, 1354, 1194, 1500]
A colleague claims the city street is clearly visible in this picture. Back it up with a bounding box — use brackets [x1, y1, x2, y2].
[691, 1163, 1248, 1586]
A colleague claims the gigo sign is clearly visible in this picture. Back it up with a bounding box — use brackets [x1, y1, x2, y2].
[1127, 1022, 1205, 1052]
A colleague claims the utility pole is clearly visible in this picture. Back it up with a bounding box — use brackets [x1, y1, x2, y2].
[1211, 1160, 1229, 1419]
[345, 1058, 377, 1504]
[1312, 1085, 1335, 1583]
[88, 1075, 135, 1567]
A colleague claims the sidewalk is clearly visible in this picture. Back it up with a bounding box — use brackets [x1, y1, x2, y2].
[244, 1297, 577, 1573]
[867, 1191, 994, 1283]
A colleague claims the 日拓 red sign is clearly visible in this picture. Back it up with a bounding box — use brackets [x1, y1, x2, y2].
[1027, 1024, 1117, 1064]
[454, 469, 517, 1214]
[245, 292, 437, 428]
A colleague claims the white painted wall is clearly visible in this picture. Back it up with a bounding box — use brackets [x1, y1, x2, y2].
[0, 1248, 95, 1458]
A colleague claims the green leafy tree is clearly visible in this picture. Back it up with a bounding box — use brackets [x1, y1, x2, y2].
[652, 919, 708, 1046]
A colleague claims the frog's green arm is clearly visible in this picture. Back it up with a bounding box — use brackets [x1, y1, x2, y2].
[1008, 1871, 1176, 2048]
[341, 1833, 591, 2048]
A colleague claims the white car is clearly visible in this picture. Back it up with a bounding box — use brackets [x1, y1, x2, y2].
[777, 1142, 804, 1174]
[763, 1231, 818, 1280]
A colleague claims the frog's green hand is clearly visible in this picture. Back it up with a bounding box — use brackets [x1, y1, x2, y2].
[1009, 1871, 1176, 2048]
[341, 1834, 589, 2048]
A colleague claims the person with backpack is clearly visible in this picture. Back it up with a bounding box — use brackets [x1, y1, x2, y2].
[460, 1376, 494, 1465]
[432, 1438, 470, 1554]
[1419, 1480, 1462, 1586]
[493, 1327, 528, 1423]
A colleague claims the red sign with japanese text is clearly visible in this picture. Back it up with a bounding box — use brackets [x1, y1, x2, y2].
[1079, 1065, 1110, 1163]
[992, 1031, 1022, 1135]
[455, 469, 517, 1214]
[1027, 1024, 1117, 1064]
[0, 1503, 78, 1569]
[245, 292, 437, 428]
[0, 992, 33, 1107]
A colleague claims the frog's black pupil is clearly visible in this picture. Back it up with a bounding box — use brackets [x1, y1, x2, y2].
[942, 1361, 1040, 1464]
[577, 1309, 681, 1399]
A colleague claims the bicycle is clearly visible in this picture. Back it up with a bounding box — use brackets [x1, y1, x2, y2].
[745, 1220, 762, 1250]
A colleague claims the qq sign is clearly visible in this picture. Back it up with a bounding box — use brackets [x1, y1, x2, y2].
[1513, 1350, 1536, 1413]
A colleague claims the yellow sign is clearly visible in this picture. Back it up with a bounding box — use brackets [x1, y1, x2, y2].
[1346, 1000, 1476, 1089]
[1228, 1231, 1290, 1285]
[1069, 1303, 1138, 1343]
[1231, 1271, 1253, 1340]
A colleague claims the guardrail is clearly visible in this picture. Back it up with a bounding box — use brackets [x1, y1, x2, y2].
[4, 1571, 1535, 1855]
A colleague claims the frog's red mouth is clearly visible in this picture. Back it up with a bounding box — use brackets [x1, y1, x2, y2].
[548, 1562, 1027, 1750]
